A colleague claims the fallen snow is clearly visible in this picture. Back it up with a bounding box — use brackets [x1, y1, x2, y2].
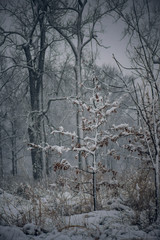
[0, 189, 160, 240]
[0, 225, 27, 240]
[1, 209, 160, 240]
[23, 223, 41, 235]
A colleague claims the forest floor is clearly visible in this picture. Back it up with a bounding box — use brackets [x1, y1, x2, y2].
[0, 182, 160, 240]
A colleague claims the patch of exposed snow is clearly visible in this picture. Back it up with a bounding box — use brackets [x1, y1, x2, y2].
[0, 190, 31, 226]
[1, 189, 160, 240]
[0, 226, 27, 240]
[23, 223, 41, 235]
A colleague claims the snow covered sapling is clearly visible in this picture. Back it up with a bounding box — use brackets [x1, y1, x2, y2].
[29, 75, 124, 211]
[53, 76, 123, 210]
[71, 76, 121, 210]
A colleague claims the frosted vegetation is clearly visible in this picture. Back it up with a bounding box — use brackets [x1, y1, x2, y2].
[0, 175, 160, 239]
[0, 0, 160, 239]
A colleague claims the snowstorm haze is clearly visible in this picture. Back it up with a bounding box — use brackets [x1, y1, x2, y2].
[0, 0, 160, 239]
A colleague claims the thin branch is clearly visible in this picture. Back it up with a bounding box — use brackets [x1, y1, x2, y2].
[43, 96, 76, 114]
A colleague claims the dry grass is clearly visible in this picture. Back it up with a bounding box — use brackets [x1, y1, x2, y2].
[0, 165, 156, 229]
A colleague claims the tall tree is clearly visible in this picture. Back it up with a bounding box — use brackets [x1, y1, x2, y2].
[0, 0, 49, 179]
[112, 0, 160, 221]
[47, 0, 126, 169]
[0, 52, 26, 177]
[0, 120, 4, 178]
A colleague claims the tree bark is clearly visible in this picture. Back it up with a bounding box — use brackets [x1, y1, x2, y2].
[22, 0, 47, 179]
[0, 124, 3, 178]
[23, 32, 46, 179]
[74, 56, 84, 169]
[93, 171, 97, 211]
[11, 121, 17, 176]
[155, 156, 160, 221]
[28, 125, 43, 180]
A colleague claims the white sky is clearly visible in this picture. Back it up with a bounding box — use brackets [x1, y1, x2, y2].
[96, 0, 160, 69]
[96, 17, 129, 69]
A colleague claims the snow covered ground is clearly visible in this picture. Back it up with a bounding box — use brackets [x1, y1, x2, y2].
[0, 210, 160, 240]
[0, 188, 160, 240]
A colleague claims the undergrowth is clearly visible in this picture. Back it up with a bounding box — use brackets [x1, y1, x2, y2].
[0, 166, 156, 230]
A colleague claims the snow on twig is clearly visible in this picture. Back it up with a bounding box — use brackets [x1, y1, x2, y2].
[73, 146, 94, 155]
[106, 106, 117, 116]
[51, 126, 77, 138]
[44, 144, 70, 154]
[28, 143, 70, 154]
[112, 123, 129, 130]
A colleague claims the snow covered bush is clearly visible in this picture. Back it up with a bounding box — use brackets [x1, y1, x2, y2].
[120, 167, 155, 227]
[0, 183, 61, 229]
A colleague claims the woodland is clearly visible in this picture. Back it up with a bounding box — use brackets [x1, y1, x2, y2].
[0, 0, 160, 239]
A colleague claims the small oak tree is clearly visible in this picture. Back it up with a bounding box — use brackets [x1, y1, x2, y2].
[30, 74, 128, 211]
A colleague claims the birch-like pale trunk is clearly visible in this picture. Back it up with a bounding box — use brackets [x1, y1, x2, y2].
[74, 52, 84, 169]
[92, 80, 99, 211]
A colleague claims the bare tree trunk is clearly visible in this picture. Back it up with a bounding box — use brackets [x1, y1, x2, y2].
[92, 171, 97, 211]
[152, 88, 160, 221]
[28, 117, 43, 179]
[155, 155, 160, 221]
[74, 55, 84, 169]
[11, 122, 17, 176]
[154, 132, 160, 221]
[23, 44, 45, 180]
[0, 0, 48, 180]
[22, 2, 47, 179]
[47, 0, 97, 170]
[0, 124, 3, 178]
